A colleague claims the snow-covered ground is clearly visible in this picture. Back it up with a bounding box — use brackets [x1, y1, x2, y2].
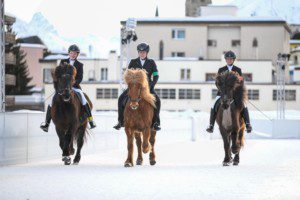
[0, 139, 299, 200]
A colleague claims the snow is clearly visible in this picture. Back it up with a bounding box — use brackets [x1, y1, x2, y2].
[0, 139, 299, 200]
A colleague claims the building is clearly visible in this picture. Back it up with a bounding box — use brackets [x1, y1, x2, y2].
[122, 16, 290, 65]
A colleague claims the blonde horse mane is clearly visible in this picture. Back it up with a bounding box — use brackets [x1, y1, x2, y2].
[124, 69, 156, 108]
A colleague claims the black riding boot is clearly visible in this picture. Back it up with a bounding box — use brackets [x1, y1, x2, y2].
[84, 104, 96, 129]
[242, 107, 252, 133]
[40, 105, 52, 132]
[206, 108, 217, 133]
[114, 90, 127, 130]
[152, 94, 161, 131]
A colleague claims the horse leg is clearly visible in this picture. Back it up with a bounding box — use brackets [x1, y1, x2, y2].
[135, 133, 143, 165]
[149, 130, 157, 166]
[234, 129, 244, 166]
[231, 131, 240, 155]
[124, 128, 134, 167]
[56, 127, 64, 152]
[233, 153, 240, 166]
[221, 131, 232, 166]
[142, 128, 151, 154]
[73, 125, 86, 165]
[62, 128, 74, 165]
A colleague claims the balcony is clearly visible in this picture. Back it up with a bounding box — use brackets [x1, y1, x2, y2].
[5, 53, 16, 65]
[5, 74, 16, 86]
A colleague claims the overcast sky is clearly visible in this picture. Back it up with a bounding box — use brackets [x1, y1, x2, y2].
[6, 0, 232, 39]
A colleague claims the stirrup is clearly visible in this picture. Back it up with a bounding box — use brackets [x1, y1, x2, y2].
[206, 124, 214, 133]
[40, 122, 49, 132]
[113, 122, 123, 130]
[246, 123, 252, 133]
[152, 122, 161, 131]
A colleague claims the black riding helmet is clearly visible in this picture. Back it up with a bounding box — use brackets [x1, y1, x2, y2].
[68, 44, 80, 53]
[137, 43, 150, 53]
[224, 50, 236, 59]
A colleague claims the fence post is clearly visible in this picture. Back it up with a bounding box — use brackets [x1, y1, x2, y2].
[191, 116, 197, 141]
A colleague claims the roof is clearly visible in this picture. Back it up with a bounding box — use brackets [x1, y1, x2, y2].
[121, 16, 290, 32]
[19, 43, 47, 49]
[41, 54, 103, 61]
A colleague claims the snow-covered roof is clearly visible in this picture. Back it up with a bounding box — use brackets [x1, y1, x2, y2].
[42, 54, 103, 61]
[163, 57, 199, 61]
[129, 16, 287, 24]
[19, 43, 47, 49]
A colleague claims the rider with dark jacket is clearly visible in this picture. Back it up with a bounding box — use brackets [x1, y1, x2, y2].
[206, 50, 252, 133]
[40, 44, 96, 132]
[113, 42, 161, 131]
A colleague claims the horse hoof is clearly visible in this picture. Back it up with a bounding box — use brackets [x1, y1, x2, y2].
[136, 160, 143, 165]
[233, 161, 239, 166]
[223, 162, 231, 166]
[150, 160, 156, 166]
[124, 163, 133, 168]
[73, 162, 79, 165]
[63, 156, 71, 165]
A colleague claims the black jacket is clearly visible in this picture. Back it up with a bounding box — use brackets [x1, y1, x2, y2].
[217, 65, 243, 96]
[60, 59, 83, 89]
[128, 57, 159, 91]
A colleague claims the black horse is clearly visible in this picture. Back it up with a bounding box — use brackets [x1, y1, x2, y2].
[215, 71, 246, 166]
[51, 63, 91, 165]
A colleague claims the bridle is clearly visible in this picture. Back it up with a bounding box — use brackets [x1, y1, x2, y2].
[128, 86, 142, 103]
[56, 74, 73, 97]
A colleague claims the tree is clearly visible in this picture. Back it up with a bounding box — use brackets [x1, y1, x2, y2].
[6, 45, 35, 95]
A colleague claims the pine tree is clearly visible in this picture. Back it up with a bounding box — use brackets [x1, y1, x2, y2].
[6, 45, 35, 95]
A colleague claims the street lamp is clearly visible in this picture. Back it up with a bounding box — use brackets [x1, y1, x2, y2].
[119, 18, 137, 91]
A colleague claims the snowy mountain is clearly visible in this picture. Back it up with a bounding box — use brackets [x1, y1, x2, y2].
[12, 12, 118, 58]
[229, 0, 300, 24]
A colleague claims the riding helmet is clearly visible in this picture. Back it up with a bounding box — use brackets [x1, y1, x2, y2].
[137, 43, 150, 53]
[68, 44, 80, 53]
[224, 50, 236, 59]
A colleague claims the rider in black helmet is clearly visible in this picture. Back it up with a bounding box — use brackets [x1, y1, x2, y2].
[206, 50, 252, 133]
[40, 44, 96, 132]
[113, 42, 161, 131]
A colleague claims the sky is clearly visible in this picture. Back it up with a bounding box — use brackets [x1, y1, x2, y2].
[6, 0, 232, 38]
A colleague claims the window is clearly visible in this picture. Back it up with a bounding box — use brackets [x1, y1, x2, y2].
[273, 90, 296, 101]
[232, 40, 241, 47]
[172, 29, 185, 39]
[252, 38, 258, 47]
[212, 89, 218, 99]
[248, 89, 259, 100]
[96, 88, 118, 99]
[171, 52, 185, 57]
[88, 70, 95, 81]
[206, 73, 216, 82]
[43, 68, 53, 83]
[179, 89, 200, 99]
[155, 89, 176, 99]
[243, 73, 253, 82]
[101, 68, 108, 81]
[180, 69, 191, 80]
[207, 40, 217, 47]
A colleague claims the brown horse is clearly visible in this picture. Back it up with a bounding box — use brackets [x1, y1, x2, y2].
[123, 69, 157, 167]
[215, 71, 246, 166]
[51, 63, 91, 165]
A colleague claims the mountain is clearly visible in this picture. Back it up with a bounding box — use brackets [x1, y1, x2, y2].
[12, 12, 118, 58]
[229, 0, 300, 24]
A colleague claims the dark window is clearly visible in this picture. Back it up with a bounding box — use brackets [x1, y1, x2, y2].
[96, 88, 118, 99]
[248, 89, 259, 100]
[43, 68, 53, 83]
[171, 52, 185, 57]
[155, 88, 176, 99]
[232, 40, 241, 47]
[273, 90, 296, 101]
[243, 73, 253, 82]
[179, 89, 200, 99]
[212, 89, 218, 99]
[207, 40, 217, 47]
[181, 69, 191, 80]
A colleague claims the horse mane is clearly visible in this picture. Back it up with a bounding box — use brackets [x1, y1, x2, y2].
[216, 71, 247, 109]
[51, 62, 77, 87]
[124, 69, 156, 108]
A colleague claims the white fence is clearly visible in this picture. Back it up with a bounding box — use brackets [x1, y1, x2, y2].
[0, 111, 299, 166]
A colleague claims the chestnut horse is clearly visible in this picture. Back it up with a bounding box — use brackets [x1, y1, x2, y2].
[123, 69, 157, 167]
[51, 63, 91, 165]
[215, 71, 246, 166]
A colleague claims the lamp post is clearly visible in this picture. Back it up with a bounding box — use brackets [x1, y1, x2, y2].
[276, 53, 290, 119]
[0, 0, 5, 112]
[119, 18, 137, 91]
